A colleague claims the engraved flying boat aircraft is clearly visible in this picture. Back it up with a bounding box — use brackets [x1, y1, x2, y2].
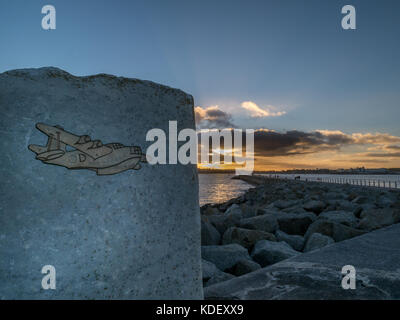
[28, 123, 147, 175]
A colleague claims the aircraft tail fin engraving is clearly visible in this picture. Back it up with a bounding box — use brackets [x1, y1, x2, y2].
[46, 134, 67, 152]
[29, 123, 147, 175]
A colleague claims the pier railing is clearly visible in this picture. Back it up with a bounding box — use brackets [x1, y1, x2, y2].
[262, 175, 400, 189]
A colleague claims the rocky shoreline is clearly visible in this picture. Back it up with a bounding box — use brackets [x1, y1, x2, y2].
[200, 176, 400, 289]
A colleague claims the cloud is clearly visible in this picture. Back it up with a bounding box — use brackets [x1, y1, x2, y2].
[251, 129, 353, 157]
[230, 129, 400, 158]
[351, 133, 400, 145]
[385, 145, 400, 150]
[197, 127, 400, 157]
[241, 101, 286, 118]
[195, 106, 236, 129]
[364, 152, 400, 158]
[332, 159, 389, 163]
[195, 101, 287, 128]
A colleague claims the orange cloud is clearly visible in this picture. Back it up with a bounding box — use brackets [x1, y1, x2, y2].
[241, 101, 286, 118]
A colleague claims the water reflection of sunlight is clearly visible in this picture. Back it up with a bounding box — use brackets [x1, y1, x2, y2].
[210, 182, 228, 204]
[199, 173, 252, 206]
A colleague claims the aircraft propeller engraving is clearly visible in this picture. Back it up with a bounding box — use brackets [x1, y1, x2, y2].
[28, 123, 147, 175]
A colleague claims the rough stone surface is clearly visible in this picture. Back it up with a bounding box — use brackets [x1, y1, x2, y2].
[239, 204, 258, 219]
[205, 272, 235, 287]
[201, 221, 221, 246]
[0, 67, 202, 299]
[318, 210, 358, 228]
[224, 204, 243, 217]
[201, 259, 222, 281]
[275, 230, 304, 251]
[275, 212, 316, 235]
[272, 200, 298, 210]
[323, 192, 345, 200]
[206, 211, 241, 235]
[239, 214, 279, 234]
[204, 224, 400, 299]
[202, 259, 234, 287]
[251, 240, 300, 267]
[201, 206, 220, 216]
[358, 208, 400, 231]
[222, 227, 276, 249]
[303, 233, 334, 252]
[305, 219, 365, 242]
[335, 200, 358, 213]
[352, 196, 369, 205]
[281, 205, 307, 214]
[303, 200, 326, 214]
[201, 244, 251, 272]
[233, 259, 261, 276]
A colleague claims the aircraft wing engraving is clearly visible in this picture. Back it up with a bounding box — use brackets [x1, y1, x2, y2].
[28, 123, 147, 175]
[35, 123, 113, 159]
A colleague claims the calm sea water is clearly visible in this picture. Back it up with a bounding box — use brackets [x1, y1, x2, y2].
[198, 174, 252, 206]
[198, 173, 400, 206]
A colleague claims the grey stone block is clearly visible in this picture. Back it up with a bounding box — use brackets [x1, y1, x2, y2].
[0, 67, 202, 299]
[251, 240, 300, 267]
[303, 233, 334, 252]
[275, 230, 304, 251]
[201, 244, 251, 272]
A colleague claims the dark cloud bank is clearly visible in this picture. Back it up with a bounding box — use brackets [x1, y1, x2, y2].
[195, 107, 400, 158]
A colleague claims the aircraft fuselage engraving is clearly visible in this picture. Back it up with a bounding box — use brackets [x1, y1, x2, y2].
[28, 123, 147, 175]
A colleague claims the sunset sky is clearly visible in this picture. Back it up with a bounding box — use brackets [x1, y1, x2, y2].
[1, 0, 399, 170]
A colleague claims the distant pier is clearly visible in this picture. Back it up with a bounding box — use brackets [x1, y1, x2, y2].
[233, 174, 400, 190]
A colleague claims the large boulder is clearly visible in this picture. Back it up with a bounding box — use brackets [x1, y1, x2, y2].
[324, 191, 346, 200]
[222, 227, 276, 249]
[224, 203, 243, 217]
[233, 259, 261, 276]
[202, 259, 222, 281]
[239, 214, 279, 234]
[318, 210, 358, 228]
[201, 205, 221, 216]
[206, 211, 241, 235]
[352, 196, 370, 205]
[239, 204, 258, 219]
[335, 200, 358, 213]
[356, 203, 378, 218]
[275, 212, 316, 236]
[303, 200, 326, 214]
[256, 207, 280, 216]
[275, 230, 304, 251]
[358, 208, 400, 231]
[202, 259, 235, 287]
[303, 233, 334, 252]
[251, 240, 300, 267]
[391, 201, 400, 210]
[201, 221, 221, 245]
[272, 199, 299, 210]
[347, 191, 358, 201]
[376, 196, 394, 208]
[305, 220, 365, 242]
[202, 244, 251, 272]
[281, 205, 307, 214]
